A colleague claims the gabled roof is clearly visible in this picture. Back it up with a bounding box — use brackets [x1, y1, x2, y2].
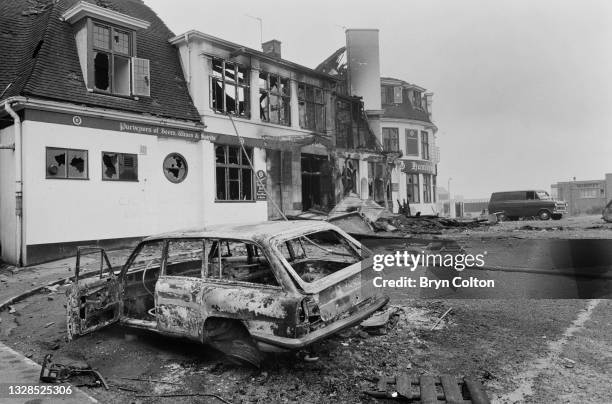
[0, 0, 201, 122]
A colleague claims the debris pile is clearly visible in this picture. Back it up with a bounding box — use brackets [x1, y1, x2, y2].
[292, 194, 491, 237]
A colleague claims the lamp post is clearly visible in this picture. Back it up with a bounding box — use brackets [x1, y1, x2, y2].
[447, 177, 452, 217]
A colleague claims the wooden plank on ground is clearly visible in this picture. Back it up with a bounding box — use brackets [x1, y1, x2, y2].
[440, 375, 464, 404]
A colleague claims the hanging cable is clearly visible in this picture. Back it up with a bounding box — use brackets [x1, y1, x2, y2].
[227, 114, 288, 221]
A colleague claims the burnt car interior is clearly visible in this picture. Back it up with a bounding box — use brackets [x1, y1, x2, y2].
[279, 230, 362, 282]
[121, 238, 280, 321]
[123, 240, 164, 320]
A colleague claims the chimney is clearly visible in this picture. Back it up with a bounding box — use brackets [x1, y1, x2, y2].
[262, 39, 281, 59]
[345, 29, 381, 112]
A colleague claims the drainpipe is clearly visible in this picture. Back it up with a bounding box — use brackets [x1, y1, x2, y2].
[4, 102, 23, 266]
[184, 32, 191, 86]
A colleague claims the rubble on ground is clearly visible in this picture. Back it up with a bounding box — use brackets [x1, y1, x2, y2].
[289, 194, 491, 237]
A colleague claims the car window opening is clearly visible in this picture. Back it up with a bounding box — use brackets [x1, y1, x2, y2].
[280, 230, 361, 283]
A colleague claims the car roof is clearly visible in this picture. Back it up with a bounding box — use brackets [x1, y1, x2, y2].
[142, 220, 334, 243]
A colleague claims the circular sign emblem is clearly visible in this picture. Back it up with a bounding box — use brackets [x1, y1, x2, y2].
[72, 116, 82, 126]
[163, 153, 188, 183]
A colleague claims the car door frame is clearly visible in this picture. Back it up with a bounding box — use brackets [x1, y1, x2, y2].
[66, 246, 123, 340]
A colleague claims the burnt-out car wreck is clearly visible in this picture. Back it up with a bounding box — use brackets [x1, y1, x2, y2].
[66, 221, 389, 366]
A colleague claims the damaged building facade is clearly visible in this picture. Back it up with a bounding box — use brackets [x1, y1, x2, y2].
[0, 0, 440, 266]
[316, 30, 439, 214]
[0, 0, 203, 265]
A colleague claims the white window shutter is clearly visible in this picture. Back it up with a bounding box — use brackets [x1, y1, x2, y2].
[393, 86, 403, 103]
[132, 57, 150, 97]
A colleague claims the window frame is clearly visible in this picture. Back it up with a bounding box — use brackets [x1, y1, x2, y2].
[214, 144, 255, 202]
[405, 129, 419, 156]
[101, 151, 139, 182]
[382, 127, 400, 152]
[423, 174, 432, 203]
[203, 238, 282, 288]
[45, 147, 89, 180]
[421, 131, 430, 160]
[210, 57, 250, 117]
[407, 173, 420, 203]
[88, 18, 135, 96]
[163, 238, 207, 278]
[259, 71, 291, 126]
[298, 82, 326, 133]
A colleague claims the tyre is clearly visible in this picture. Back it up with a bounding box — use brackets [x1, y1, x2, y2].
[551, 213, 562, 220]
[205, 318, 262, 368]
[538, 209, 551, 220]
[497, 213, 507, 222]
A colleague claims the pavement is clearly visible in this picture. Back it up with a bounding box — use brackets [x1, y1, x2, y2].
[0, 248, 132, 404]
[0, 341, 98, 403]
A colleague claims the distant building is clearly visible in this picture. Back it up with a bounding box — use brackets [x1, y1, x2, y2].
[552, 173, 612, 216]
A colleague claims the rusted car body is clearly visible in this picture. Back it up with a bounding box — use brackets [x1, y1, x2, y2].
[66, 221, 388, 363]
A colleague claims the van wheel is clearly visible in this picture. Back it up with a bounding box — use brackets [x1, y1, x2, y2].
[538, 210, 551, 220]
[497, 213, 507, 222]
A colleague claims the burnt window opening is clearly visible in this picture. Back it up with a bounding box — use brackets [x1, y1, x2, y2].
[210, 58, 249, 117]
[368, 162, 390, 206]
[46, 147, 88, 179]
[298, 83, 326, 133]
[215, 144, 253, 201]
[102, 151, 138, 181]
[335, 97, 374, 150]
[382, 127, 399, 152]
[259, 72, 290, 126]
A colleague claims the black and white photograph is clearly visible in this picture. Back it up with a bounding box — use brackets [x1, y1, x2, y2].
[0, 0, 611, 402]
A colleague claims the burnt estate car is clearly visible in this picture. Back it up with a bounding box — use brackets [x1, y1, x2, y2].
[488, 190, 567, 221]
[66, 221, 388, 366]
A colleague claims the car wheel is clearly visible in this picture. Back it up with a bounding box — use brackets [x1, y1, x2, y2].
[205, 318, 262, 368]
[538, 210, 551, 220]
[551, 213, 562, 220]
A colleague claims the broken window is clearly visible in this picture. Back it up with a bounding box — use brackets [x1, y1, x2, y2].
[91, 22, 138, 96]
[421, 131, 430, 160]
[46, 147, 88, 179]
[368, 162, 388, 205]
[259, 72, 290, 125]
[423, 174, 432, 203]
[341, 159, 358, 196]
[101, 152, 138, 181]
[206, 239, 278, 286]
[165, 239, 206, 278]
[210, 58, 249, 117]
[278, 230, 361, 283]
[405, 129, 419, 156]
[163, 153, 188, 183]
[215, 144, 253, 201]
[433, 175, 437, 203]
[298, 83, 326, 132]
[407, 173, 420, 203]
[382, 127, 399, 152]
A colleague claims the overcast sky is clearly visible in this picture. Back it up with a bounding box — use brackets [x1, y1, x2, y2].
[147, 0, 612, 199]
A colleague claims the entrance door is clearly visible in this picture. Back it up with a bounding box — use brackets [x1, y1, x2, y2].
[301, 154, 332, 211]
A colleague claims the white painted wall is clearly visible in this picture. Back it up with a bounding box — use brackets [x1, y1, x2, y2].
[22, 121, 205, 245]
[0, 125, 17, 263]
